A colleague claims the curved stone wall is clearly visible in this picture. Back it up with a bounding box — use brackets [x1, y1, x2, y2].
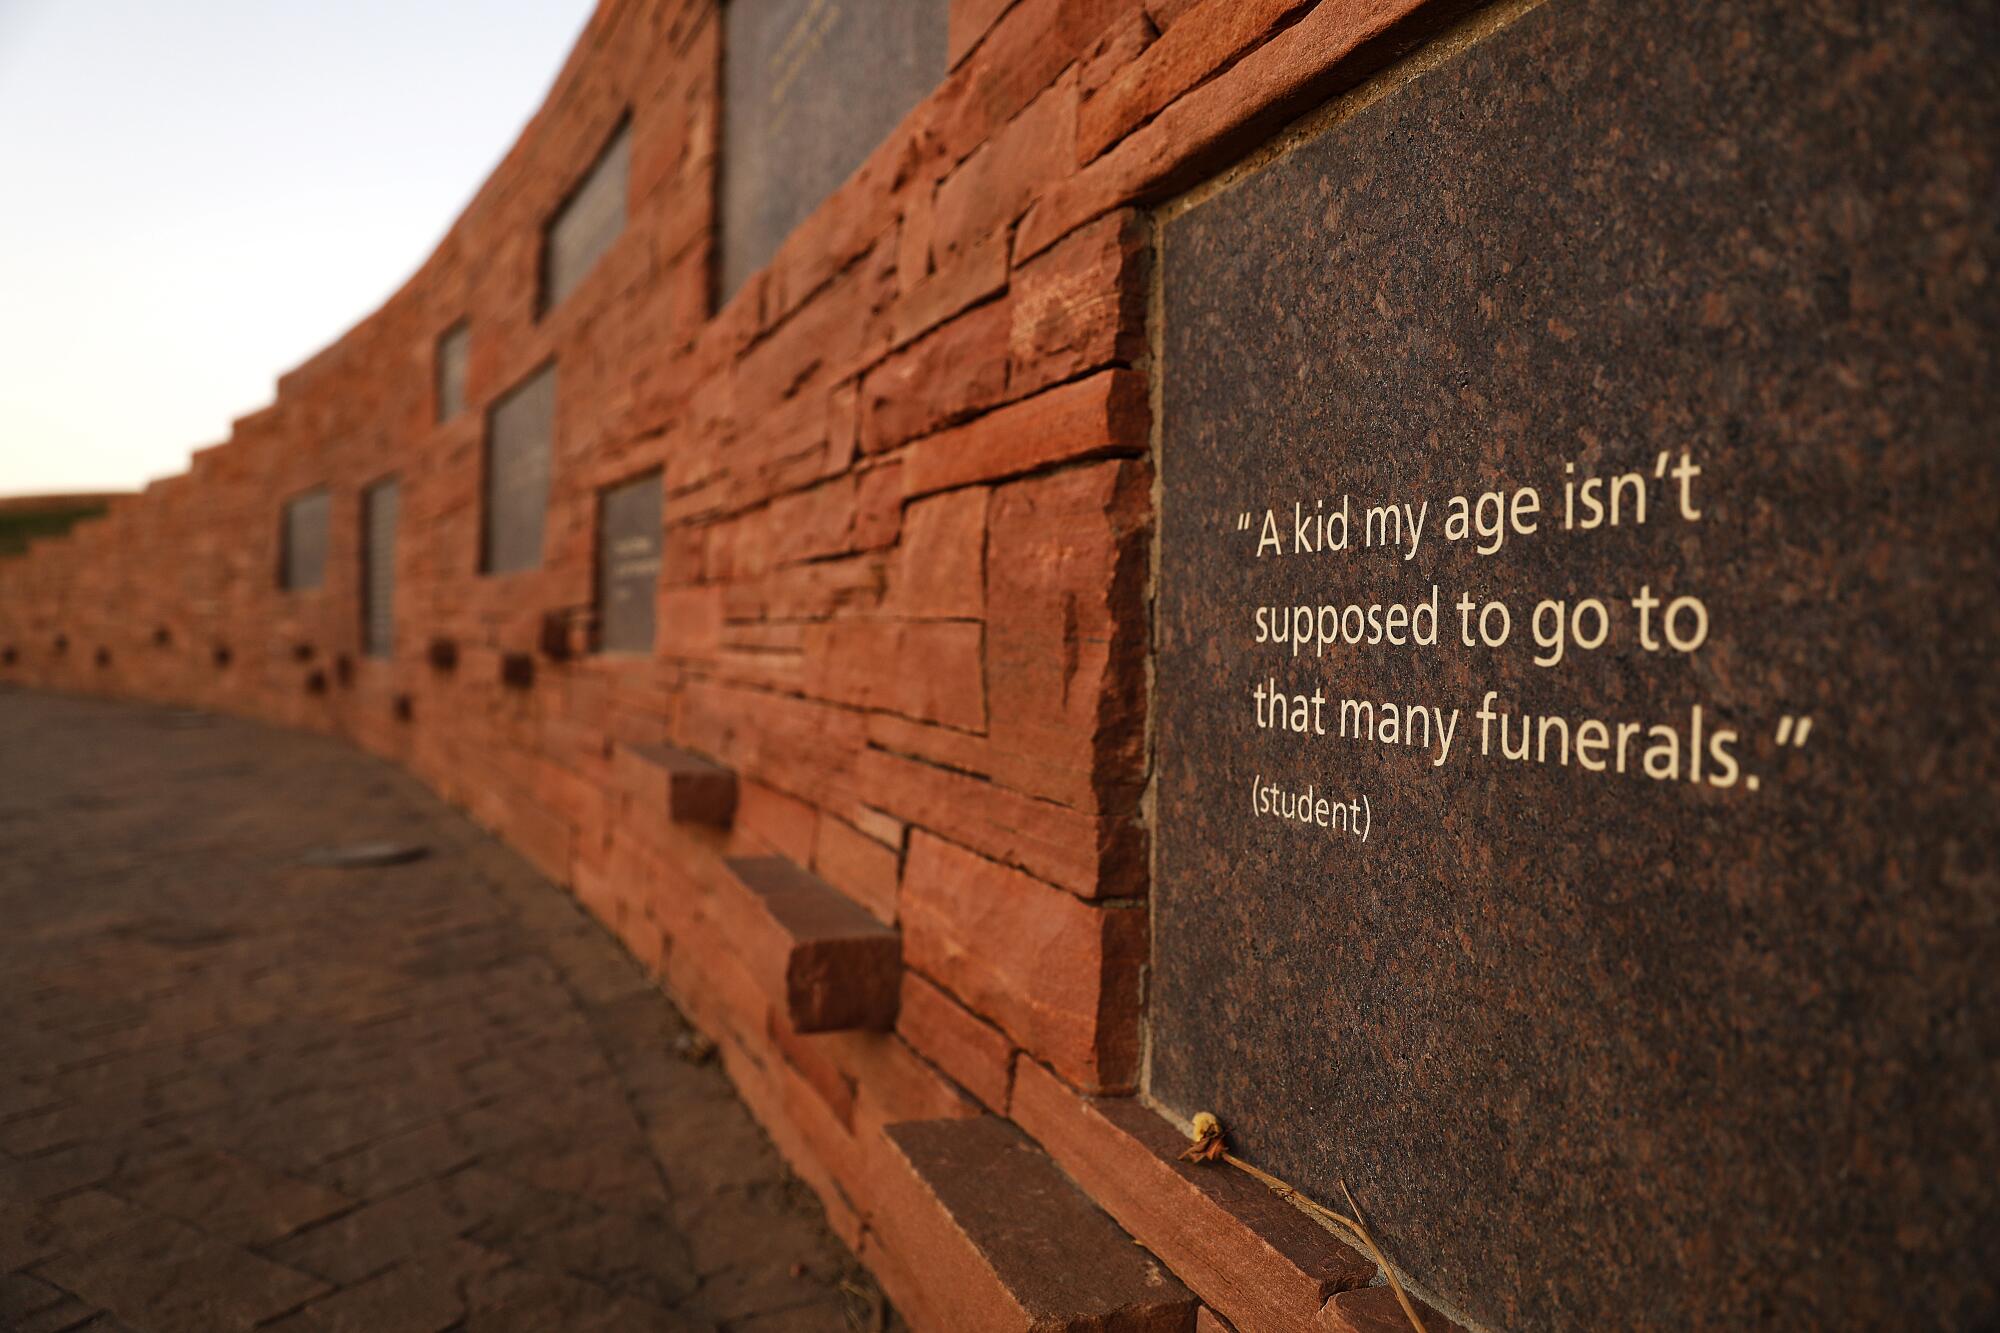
[10, 0, 1991, 1329]
[0, 2, 1457, 1327]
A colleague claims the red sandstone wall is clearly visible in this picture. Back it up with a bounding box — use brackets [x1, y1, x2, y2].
[0, 2, 1481, 1329]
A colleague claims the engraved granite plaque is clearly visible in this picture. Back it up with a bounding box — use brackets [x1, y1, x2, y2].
[542, 121, 630, 314]
[361, 479, 398, 658]
[481, 364, 555, 575]
[1151, 1, 1999, 1328]
[719, 0, 947, 300]
[596, 470, 661, 654]
[280, 489, 330, 591]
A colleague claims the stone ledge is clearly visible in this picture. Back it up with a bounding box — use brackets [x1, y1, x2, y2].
[613, 741, 738, 828]
[722, 856, 900, 1033]
[1009, 1057, 1373, 1333]
[875, 1115, 1196, 1333]
[1320, 1286, 1467, 1333]
[498, 652, 535, 690]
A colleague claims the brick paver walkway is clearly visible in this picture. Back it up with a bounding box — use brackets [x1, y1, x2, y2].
[0, 689, 890, 1332]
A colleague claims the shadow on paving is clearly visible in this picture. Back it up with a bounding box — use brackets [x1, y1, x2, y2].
[0, 688, 899, 1333]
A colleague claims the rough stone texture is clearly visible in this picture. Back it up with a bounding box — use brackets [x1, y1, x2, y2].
[721, 857, 902, 1033]
[0, 690, 892, 1332]
[1152, 1, 2000, 1329]
[613, 740, 740, 828]
[875, 1117, 1195, 1332]
[900, 833, 1146, 1092]
[895, 975, 1016, 1114]
[1008, 1059, 1373, 1333]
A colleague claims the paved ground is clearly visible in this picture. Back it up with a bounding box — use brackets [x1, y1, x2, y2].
[0, 689, 891, 1333]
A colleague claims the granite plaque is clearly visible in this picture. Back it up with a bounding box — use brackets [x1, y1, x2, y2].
[719, 0, 947, 300]
[361, 478, 398, 659]
[481, 364, 555, 574]
[1152, 2, 1999, 1330]
[279, 489, 329, 591]
[596, 470, 661, 654]
[541, 121, 630, 314]
[435, 321, 470, 422]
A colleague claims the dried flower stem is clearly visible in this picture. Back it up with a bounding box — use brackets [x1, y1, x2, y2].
[1182, 1114, 1428, 1333]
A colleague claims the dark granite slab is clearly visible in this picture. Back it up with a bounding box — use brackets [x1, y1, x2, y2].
[1151, 1, 1998, 1329]
[718, 0, 948, 301]
[280, 490, 329, 592]
[481, 363, 555, 575]
[361, 479, 397, 660]
[596, 469, 660, 655]
[541, 121, 630, 314]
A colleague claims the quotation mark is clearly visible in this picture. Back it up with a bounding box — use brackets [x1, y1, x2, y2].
[1237, 512, 1252, 531]
[1745, 715, 1815, 791]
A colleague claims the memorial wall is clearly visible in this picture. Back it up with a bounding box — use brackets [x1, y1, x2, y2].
[2, 0, 1992, 1329]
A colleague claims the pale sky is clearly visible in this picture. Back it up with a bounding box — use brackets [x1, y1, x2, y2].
[0, 0, 598, 498]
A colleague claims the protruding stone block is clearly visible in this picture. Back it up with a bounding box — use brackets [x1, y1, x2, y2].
[613, 742, 738, 828]
[538, 606, 589, 661]
[722, 856, 899, 1033]
[875, 1116, 1196, 1332]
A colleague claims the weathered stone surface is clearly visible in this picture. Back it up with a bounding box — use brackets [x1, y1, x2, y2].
[897, 972, 1015, 1111]
[360, 479, 397, 660]
[1007, 209, 1148, 397]
[1010, 1058, 1374, 1333]
[876, 1116, 1196, 1332]
[719, 0, 949, 300]
[885, 486, 988, 621]
[811, 811, 900, 925]
[901, 832, 1145, 1091]
[902, 369, 1148, 499]
[1319, 1286, 1465, 1333]
[433, 321, 469, 422]
[612, 741, 739, 828]
[1075, 0, 1308, 164]
[1152, 2, 2000, 1330]
[985, 460, 1151, 812]
[722, 856, 902, 1033]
